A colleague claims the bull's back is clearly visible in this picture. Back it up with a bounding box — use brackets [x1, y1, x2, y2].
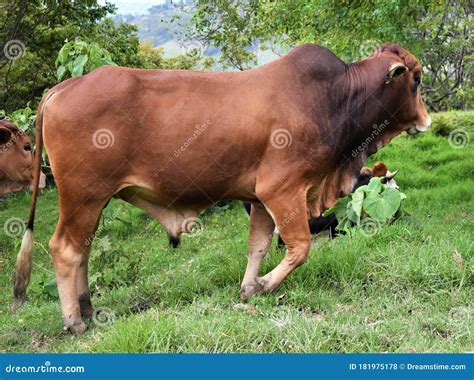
[43, 65, 279, 202]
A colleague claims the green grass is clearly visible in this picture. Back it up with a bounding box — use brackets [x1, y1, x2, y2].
[0, 111, 473, 353]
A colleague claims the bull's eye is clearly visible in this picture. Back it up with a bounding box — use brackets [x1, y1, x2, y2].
[24, 144, 32, 152]
[412, 74, 421, 94]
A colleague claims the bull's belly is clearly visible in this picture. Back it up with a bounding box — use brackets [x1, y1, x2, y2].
[118, 170, 257, 209]
[116, 174, 256, 237]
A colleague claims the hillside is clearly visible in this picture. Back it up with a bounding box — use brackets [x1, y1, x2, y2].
[113, 2, 277, 63]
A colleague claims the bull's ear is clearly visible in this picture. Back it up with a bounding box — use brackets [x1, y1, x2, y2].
[386, 63, 408, 84]
[0, 127, 12, 145]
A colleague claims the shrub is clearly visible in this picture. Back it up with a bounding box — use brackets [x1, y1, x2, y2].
[430, 110, 474, 137]
[323, 177, 407, 234]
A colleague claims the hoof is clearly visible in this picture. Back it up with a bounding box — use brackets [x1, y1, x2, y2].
[65, 320, 87, 335]
[240, 279, 264, 301]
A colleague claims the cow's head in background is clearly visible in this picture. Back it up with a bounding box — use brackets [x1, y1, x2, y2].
[373, 43, 431, 137]
[358, 161, 399, 190]
[0, 120, 45, 196]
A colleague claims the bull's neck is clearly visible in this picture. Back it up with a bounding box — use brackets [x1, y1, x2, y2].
[324, 58, 390, 163]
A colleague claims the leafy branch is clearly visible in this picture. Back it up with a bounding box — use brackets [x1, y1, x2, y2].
[55, 38, 115, 81]
[323, 177, 407, 234]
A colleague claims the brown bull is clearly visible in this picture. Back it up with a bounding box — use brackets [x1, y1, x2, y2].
[14, 43, 430, 333]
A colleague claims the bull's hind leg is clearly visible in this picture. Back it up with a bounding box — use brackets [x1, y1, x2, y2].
[49, 198, 106, 334]
[250, 189, 310, 295]
[240, 203, 275, 300]
[77, 213, 103, 319]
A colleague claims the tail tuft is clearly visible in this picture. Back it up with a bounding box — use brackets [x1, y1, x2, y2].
[13, 228, 34, 310]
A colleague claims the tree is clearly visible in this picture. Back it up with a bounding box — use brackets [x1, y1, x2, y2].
[189, 0, 472, 110]
[132, 41, 208, 70]
[0, 1, 137, 113]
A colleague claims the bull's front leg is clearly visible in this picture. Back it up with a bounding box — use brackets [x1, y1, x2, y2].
[255, 189, 310, 295]
[240, 203, 275, 300]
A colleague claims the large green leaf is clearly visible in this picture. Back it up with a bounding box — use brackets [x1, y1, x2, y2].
[56, 42, 71, 65]
[71, 54, 88, 77]
[88, 43, 103, 69]
[323, 196, 350, 220]
[363, 187, 402, 222]
[367, 177, 382, 193]
[43, 279, 59, 298]
[346, 201, 360, 224]
[335, 216, 351, 232]
[351, 187, 365, 217]
[56, 65, 66, 81]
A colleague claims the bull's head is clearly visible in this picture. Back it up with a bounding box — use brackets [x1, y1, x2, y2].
[378, 43, 431, 135]
[0, 120, 44, 196]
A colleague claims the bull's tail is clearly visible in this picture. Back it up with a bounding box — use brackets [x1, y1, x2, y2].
[13, 92, 54, 309]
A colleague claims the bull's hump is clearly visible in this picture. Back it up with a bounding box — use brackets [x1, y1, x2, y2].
[285, 44, 347, 78]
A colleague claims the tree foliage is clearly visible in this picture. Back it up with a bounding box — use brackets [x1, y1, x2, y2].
[0, 1, 122, 112]
[0, 0, 203, 114]
[55, 38, 115, 80]
[189, 0, 472, 110]
[132, 41, 213, 70]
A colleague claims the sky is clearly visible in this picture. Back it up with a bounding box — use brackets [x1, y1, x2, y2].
[99, 0, 166, 15]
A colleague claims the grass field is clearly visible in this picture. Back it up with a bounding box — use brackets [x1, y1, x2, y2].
[0, 111, 472, 353]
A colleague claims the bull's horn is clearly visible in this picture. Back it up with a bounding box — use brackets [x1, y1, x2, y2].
[385, 169, 399, 179]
